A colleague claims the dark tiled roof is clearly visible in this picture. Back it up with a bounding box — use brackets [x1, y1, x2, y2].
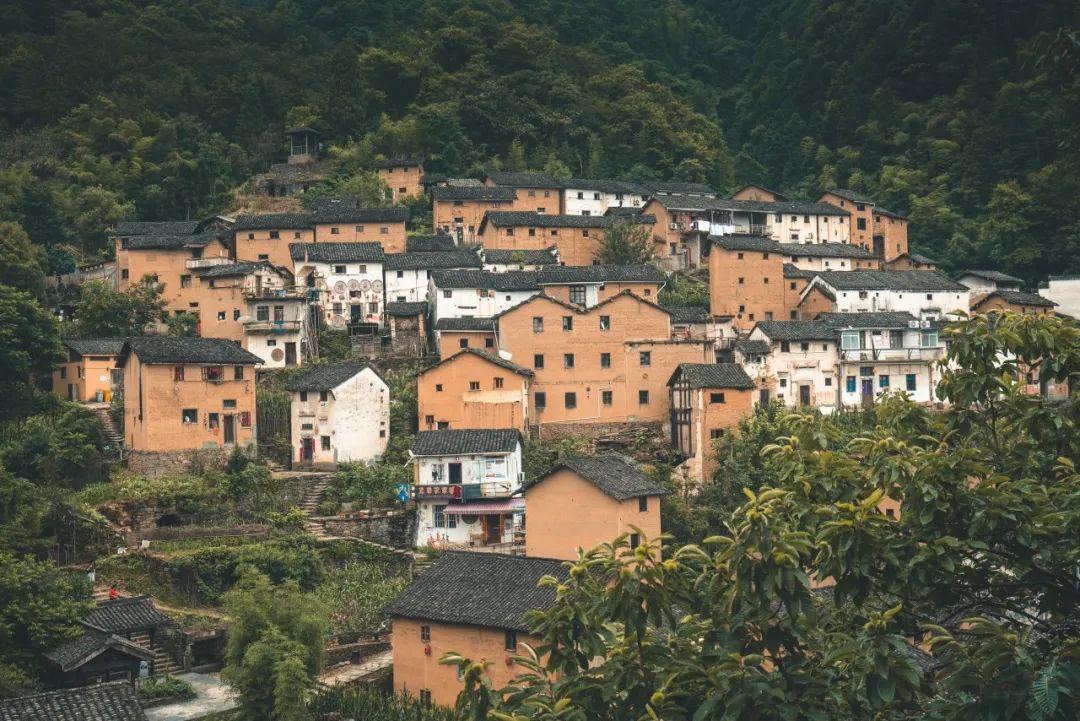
[284, 363, 382, 391]
[974, 290, 1057, 308]
[406, 234, 457, 252]
[537, 265, 665, 284]
[564, 178, 644, 194]
[385, 301, 427, 316]
[483, 211, 654, 229]
[957, 269, 1023, 284]
[659, 198, 847, 215]
[434, 317, 496, 331]
[83, 596, 170, 633]
[196, 260, 283, 279]
[313, 207, 409, 224]
[874, 207, 906, 219]
[234, 213, 313, 230]
[289, 242, 385, 263]
[783, 263, 816, 279]
[122, 337, 263, 365]
[604, 206, 647, 217]
[114, 220, 200, 236]
[123, 233, 213, 251]
[374, 156, 423, 169]
[670, 363, 755, 390]
[754, 321, 836, 342]
[813, 270, 967, 291]
[907, 253, 936, 265]
[64, 338, 126, 357]
[710, 234, 776, 251]
[44, 629, 151, 671]
[411, 429, 522, 457]
[735, 339, 770, 356]
[386, 552, 567, 631]
[482, 248, 560, 265]
[780, 242, 878, 259]
[431, 185, 517, 201]
[423, 348, 534, 377]
[384, 250, 481, 271]
[731, 184, 789, 201]
[664, 306, 710, 324]
[285, 125, 319, 134]
[430, 270, 541, 291]
[825, 189, 876, 204]
[0, 680, 148, 721]
[645, 181, 715, 195]
[531, 453, 669, 501]
[816, 311, 918, 329]
[485, 171, 562, 188]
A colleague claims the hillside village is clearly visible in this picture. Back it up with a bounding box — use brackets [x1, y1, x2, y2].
[4, 127, 1077, 720]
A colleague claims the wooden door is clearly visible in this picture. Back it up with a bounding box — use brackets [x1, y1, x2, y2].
[284, 342, 297, 366]
[301, 437, 314, 463]
[799, 385, 811, 406]
[223, 414, 235, 444]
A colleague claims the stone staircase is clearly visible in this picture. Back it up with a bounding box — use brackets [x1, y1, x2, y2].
[92, 405, 123, 447]
[131, 631, 184, 676]
[297, 474, 335, 539]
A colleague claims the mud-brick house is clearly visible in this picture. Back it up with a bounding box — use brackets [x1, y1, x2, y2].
[431, 185, 518, 245]
[52, 338, 125, 403]
[376, 157, 425, 203]
[667, 363, 756, 483]
[384, 301, 429, 356]
[417, 349, 533, 433]
[409, 428, 524, 549]
[523, 453, 668, 561]
[119, 337, 262, 457]
[284, 363, 390, 468]
[387, 552, 568, 707]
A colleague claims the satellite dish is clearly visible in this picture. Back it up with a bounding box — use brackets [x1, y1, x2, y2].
[271, 348, 284, 361]
[372, 280, 383, 292]
[329, 314, 347, 329]
[334, 281, 347, 294]
[348, 279, 361, 291]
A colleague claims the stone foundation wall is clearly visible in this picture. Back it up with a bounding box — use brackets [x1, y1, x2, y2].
[531, 420, 663, 443]
[325, 639, 390, 667]
[320, 510, 416, 550]
[126, 448, 232, 477]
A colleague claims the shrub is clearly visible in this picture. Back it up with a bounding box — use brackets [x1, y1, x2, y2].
[137, 675, 196, 703]
[333, 462, 406, 509]
[314, 563, 408, 635]
[309, 687, 456, 720]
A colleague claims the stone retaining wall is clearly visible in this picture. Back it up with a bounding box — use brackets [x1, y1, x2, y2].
[319, 510, 416, 550]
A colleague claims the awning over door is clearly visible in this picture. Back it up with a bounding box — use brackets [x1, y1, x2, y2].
[443, 498, 524, 514]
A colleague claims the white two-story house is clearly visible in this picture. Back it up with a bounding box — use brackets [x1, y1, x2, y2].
[798, 270, 970, 321]
[562, 179, 648, 216]
[744, 321, 840, 412]
[428, 270, 541, 326]
[409, 428, 524, 549]
[285, 363, 390, 468]
[290, 242, 386, 330]
[383, 249, 482, 304]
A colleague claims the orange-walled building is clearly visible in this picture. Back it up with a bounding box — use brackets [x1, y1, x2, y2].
[667, 363, 756, 483]
[376, 157, 424, 203]
[818, 189, 909, 261]
[709, 236, 803, 329]
[494, 292, 713, 427]
[417, 349, 533, 433]
[52, 339, 125, 403]
[970, 290, 1057, 316]
[872, 207, 909, 261]
[233, 214, 314, 270]
[477, 211, 657, 267]
[233, 208, 409, 267]
[115, 231, 232, 314]
[312, 207, 409, 253]
[387, 552, 566, 707]
[484, 172, 564, 214]
[431, 185, 518, 245]
[730, 184, 787, 202]
[523, 453, 667, 561]
[119, 337, 262, 453]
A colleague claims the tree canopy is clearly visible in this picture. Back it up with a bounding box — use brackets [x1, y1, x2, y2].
[447, 311, 1080, 721]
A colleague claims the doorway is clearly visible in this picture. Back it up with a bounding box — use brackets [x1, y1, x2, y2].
[759, 389, 770, 406]
[448, 463, 462, 484]
[223, 414, 235, 444]
[483, 515, 503, 544]
[284, 342, 297, 366]
[301, 437, 314, 463]
[350, 304, 362, 324]
[860, 379, 874, 408]
[799, 385, 811, 406]
[68, 383, 77, 401]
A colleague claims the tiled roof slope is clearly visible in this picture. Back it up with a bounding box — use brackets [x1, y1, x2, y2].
[384, 250, 481, 271]
[975, 290, 1057, 308]
[64, 338, 126, 357]
[665, 306, 710, 323]
[113, 220, 200, 236]
[533, 453, 669, 500]
[957, 269, 1023, 284]
[313, 207, 409, 224]
[430, 270, 541, 291]
[485, 171, 562, 188]
[411, 429, 522, 456]
[234, 213, 313, 230]
[754, 321, 836, 341]
[386, 552, 567, 631]
[433, 317, 496, 331]
[430, 185, 516, 201]
[671, 363, 755, 390]
[0, 680, 148, 721]
[289, 242, 385, 263]
[283, 363, 379, 391]
[123, 337, 263, 365]
[536, 265, 665, 284]
[816, 311, 918, 328]
[83, 596, 170, 633]
[482, 248, 560, 265]
[826, 189, 876, 204]
[813, 270, 967, 291]
[385, 301, 427, 316]
[407, 234, 458, 252]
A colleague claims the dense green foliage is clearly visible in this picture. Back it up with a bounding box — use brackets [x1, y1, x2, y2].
[448, 312, 1080, 721]
[314, 562, 408, 636]
[67, 279, 165, 338]
[0, 287, 63, 420]
[308, 687, 457, 721]
[223, 569, 327, 721]
[0, 552, 92, 697]
[1, 2, 1076, 279]
[136, 675, 196, 703]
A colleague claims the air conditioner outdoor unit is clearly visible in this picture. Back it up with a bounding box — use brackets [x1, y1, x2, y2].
[908, 320, 920, 328]
[920, 320, 932, 328]
[668, 222, 679, 230]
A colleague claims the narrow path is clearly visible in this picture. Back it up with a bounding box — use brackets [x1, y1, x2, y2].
[317, 648, 393, 686]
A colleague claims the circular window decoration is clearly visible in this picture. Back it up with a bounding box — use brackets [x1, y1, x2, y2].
[271, 348, 285, 361]
[460, 514, 479, 525]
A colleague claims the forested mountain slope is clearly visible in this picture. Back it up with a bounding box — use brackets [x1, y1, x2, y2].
[1, 0, 1076, 281]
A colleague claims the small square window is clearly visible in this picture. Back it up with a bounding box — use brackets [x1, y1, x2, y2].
[534, 354, 544, 369]
[600, 352, 611, 368]
[710, 392, 726, 403]
[425, 415, 435, 426]
[174, 366, 185, 381]
[469, 381, 480, 391]
[459, 338, 469, 349]
[599, 315, 610, 330]
[562, 316, 573, 331]
[223, 399, 237, 409]
[494, 377, 504, 389]
[710, 428, 725, 439]
[564, 392, 577, 409]
[505, 629, 517, 651]
[638, 496, 648, 512]
[564, 353, 575, 369]
[182, 409, 197, 424]
[420, 625, 430, 642]
[601, 390, 613, 405]
[435, 384, 443, 392]
[532, 317, 544, 333]
[535, 392, 547, 408]
[629, 533, 641, 549]
[638, 390, 649, 405]
[234, 366, 245, 380]
[320, 390, 329, 401]
[639, 351, 651, 366]
[330, 227, 340, 235]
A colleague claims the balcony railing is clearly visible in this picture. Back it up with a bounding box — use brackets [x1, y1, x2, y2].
[243, 287, 308, 300]
[840, 347, 944, 362]
[244, 319, 302, 333]
[185, 257, 232, 269]
[412, 481, 516, 501]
